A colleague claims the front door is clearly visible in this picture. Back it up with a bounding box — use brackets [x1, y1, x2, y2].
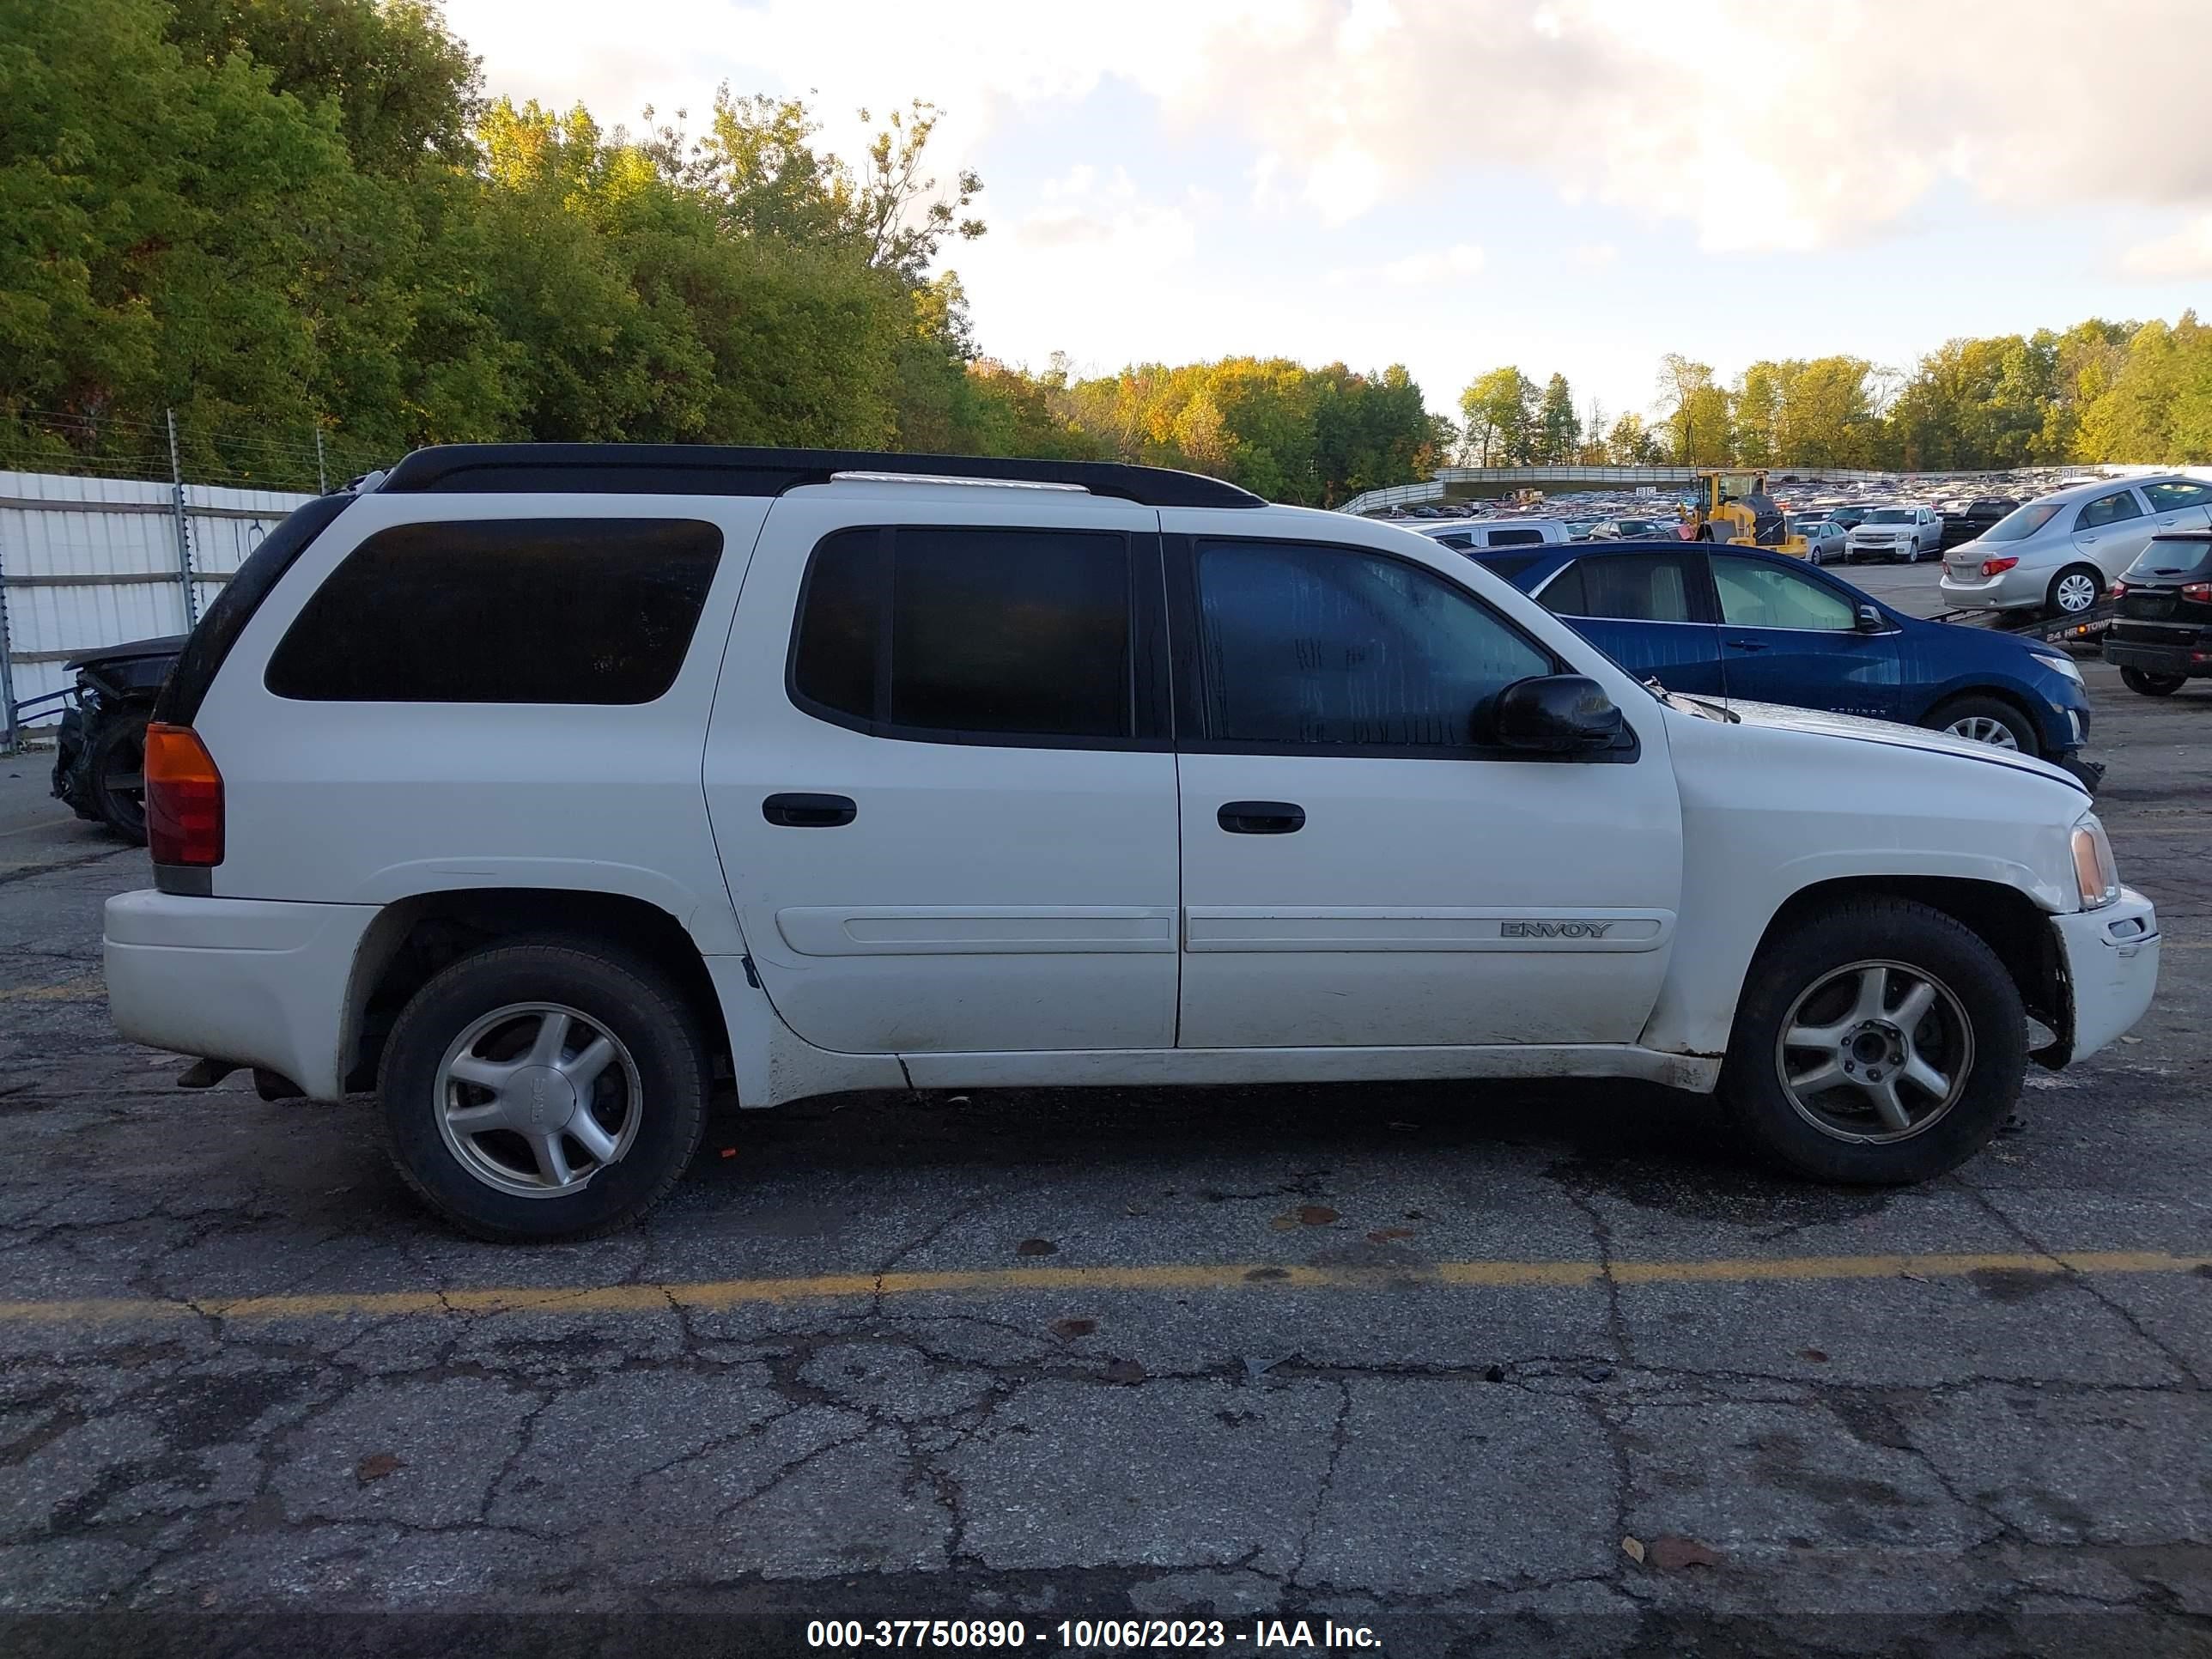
[704, 497, 1181, 1054]
[1711, 552, 1901, 722]
[1164, 527, 1684, 1051]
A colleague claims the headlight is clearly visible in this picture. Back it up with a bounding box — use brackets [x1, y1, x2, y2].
[2035, 651, 2084, 685]
[2072, 812, 2120, 910]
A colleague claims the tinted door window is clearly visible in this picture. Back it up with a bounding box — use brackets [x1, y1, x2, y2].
[791, 526, 1132, 741]
[1194, 541, 1552, 749]
[2142, 480, 2212, 513]
[266, 519, 723, 703]
[2076, 489, 2146, 531]
[1540, 554, 1698, 623]
[1711, 556, 1856, 631]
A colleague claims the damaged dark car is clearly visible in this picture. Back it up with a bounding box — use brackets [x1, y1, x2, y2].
[50, 635, 182, 843]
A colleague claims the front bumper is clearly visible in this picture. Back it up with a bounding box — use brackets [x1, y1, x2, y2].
[2049, 888, 2159, 1064]
[104, 890, 380, 1099]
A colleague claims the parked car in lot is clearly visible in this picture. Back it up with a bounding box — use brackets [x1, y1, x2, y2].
[1825, 504, 1876, 535]
[1792, 514, 1848, 565]
[1938, 497, 2019, 550]
[2104, 532, 2212, 696]
[1410, 516, 1572, 552]
[105, 446, 2155, 1239]
[1845, 506, 1944, 563]
[1482, 539, 2097, 777]
[1589, 515, 1674, 541]
[50, 634, 183, 843]
[1939, 474, 2212, 617]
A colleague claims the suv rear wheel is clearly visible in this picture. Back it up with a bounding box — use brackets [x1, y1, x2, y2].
[1719, 899, 2026, 1184]
[2120, 667, 2186, 697]
[380, 939, 708, 1240]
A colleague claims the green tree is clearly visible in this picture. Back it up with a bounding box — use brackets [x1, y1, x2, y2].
[1655, 354, 1729, 464]
[1534, 372, 1579, 464]
[1606, 411, 1660, 465]
[1458, 366, 1536, 465]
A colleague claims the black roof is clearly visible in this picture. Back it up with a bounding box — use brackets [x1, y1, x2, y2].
[377, 444, 1265, 509]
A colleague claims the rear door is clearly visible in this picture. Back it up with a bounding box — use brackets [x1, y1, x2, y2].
[1711, 552, 1902, 720]
[1530, 550, 1727, 698]
[2140, 479, 2212, 538]
[702, 495, 1181, 1055]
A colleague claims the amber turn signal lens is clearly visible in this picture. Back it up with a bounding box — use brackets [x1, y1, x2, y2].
[143, 723, 224, 867]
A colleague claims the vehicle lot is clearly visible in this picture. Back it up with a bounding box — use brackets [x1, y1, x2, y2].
[2, 562, 2209, 1654]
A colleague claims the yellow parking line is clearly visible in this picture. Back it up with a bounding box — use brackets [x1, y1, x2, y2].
[0, 1249, 2205, 1327]
[0, 980, 102, 1000]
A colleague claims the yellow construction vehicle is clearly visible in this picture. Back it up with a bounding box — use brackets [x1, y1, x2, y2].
[1680, 469, 1809, 558]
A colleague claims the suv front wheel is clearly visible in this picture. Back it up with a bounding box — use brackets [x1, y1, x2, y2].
[380, 939, 709, 1240]
[1719, 899, 2026, 1184]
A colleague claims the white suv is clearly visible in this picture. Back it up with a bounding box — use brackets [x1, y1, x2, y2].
[105, 446, 2160, 1240]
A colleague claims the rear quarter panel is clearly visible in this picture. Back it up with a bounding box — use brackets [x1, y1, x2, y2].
[191, 492, 768, 953]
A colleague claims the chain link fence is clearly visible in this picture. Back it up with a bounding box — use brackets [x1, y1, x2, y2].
[0, 410, 392, 750]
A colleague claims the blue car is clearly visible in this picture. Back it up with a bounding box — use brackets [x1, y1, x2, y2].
[1470, 540, 2096, 782]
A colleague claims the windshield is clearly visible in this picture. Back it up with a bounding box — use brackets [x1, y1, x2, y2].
[1980, 501, 2066, 543]
[1867, 508, 1911, 524]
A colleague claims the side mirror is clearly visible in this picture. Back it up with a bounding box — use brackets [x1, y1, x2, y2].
[1855, 603, 1886, 633]
[1491, 675, 1624, 753]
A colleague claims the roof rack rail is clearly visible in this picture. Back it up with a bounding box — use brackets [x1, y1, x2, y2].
[376, 443, 1266, 509]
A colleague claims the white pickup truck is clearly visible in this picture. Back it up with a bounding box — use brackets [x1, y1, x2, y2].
[104, 446, 2159, 1240]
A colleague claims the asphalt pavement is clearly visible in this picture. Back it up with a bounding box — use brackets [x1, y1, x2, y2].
[2, 562, 2209, 1656]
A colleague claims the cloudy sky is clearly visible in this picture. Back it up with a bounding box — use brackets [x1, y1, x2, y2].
[439, 0, 2212, 423]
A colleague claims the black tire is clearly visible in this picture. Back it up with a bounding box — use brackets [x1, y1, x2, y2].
[1925, 693, 2041, 758]
[2046, 563, 2102, 617]
[2120, 666, 2186, 697]
[1719, 899, 2026, 1184]
[88, 713, 149, 843]
[379, 939, 709, 1241]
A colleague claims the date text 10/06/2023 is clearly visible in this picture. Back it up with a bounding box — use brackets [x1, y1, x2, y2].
[805, 1618, 1384, 1651]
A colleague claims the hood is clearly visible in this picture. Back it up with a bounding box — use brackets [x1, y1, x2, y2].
[63, 634, 186, 671]
[1723, 700, 2086, 790]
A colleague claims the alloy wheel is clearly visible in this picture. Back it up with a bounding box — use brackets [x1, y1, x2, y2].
[434, 1002, 642, 1197]
[1944, 714, 2020, 749]
[1773, 960, 1973, 1144]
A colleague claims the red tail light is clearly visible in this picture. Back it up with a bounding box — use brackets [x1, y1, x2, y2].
[2184, 581, 2212, 603]
[1980, 556, 2018, 577]
[2111, 580, 2129, 599]
[144, 724, 224, 866]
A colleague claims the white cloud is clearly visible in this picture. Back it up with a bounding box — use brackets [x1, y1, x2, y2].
[1328, 243, 1486, 288]
[441, 1, 2212, 254]
[1571, 241, 1619, 267]
[2122, 216, 2212, 281]
[1011, 167, 1197, 273]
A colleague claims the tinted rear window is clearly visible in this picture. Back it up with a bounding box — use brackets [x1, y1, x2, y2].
[265, 519, 723, 703]
[1486, 527, 1548, 547]
[2124, 537, 2212, 581]
[791, 526, 1133, 741]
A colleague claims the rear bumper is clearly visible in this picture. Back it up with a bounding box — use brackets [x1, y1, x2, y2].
[103, 890, 379, 1099]
[2049, 889, 2159, 1064]
[2102, 636, 2212, 677]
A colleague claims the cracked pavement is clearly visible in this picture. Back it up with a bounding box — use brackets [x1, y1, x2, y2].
[1, 626, 2209, 1656]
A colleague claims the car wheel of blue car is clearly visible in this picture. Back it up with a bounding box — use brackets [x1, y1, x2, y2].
[1928, 695, 2039, 757]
